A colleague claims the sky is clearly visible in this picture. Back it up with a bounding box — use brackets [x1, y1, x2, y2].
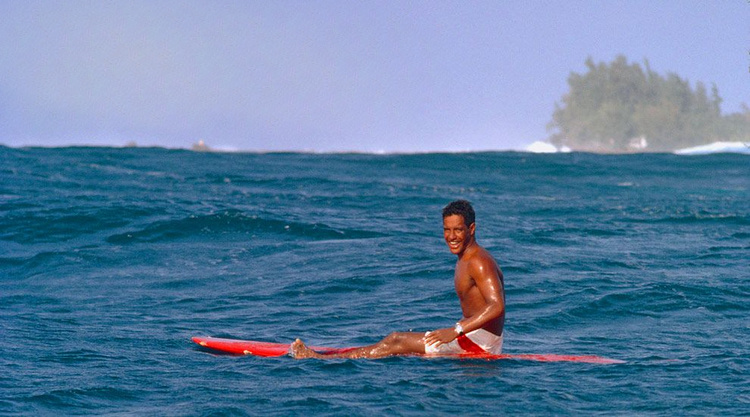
[0, 0, 748, 152]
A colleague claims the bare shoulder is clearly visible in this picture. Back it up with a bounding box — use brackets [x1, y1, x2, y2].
[467, 245, 501, 278]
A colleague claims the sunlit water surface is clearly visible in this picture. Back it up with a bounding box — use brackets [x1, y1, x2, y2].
[1, 147, 747, 415]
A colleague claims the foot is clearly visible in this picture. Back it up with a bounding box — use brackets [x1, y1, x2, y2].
[289, 339, 321, 359]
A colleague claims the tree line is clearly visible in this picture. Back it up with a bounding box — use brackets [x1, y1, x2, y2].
[548, 55, 750, 152]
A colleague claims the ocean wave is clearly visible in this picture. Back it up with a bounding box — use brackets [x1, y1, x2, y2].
[625, 212, 749, 226]
[524, 141, 572, 153]
[554, 281, 745, 323]
[23, 386, 137, 410]
[1, 206, 152, 244]
[106, 210, 387, 244]
[674, 141, 750, 155]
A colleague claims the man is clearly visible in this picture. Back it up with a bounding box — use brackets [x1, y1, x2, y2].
[290, 200, 505, 359]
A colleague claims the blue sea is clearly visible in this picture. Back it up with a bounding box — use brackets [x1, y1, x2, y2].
[1, 146, 748, 415]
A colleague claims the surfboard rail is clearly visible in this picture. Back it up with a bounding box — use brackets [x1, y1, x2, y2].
[192, 336, 625, 364]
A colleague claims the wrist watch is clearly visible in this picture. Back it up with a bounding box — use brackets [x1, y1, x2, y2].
[454, 322, 464, 336]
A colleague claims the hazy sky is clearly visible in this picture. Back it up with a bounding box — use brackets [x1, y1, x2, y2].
[1, 1, 748, 152]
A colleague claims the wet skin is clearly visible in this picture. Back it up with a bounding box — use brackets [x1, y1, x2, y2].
[291, 214, 504, 359]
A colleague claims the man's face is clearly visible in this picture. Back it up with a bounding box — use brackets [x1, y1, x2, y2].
[443, 214, 475, 256]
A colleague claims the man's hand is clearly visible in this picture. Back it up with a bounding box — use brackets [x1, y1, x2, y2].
[424, 327, 458, 347]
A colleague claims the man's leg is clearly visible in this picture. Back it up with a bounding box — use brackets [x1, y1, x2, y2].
[291, 332, 426, 359]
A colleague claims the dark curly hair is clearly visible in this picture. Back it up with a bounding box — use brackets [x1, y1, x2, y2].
[442, 200, 475, 226]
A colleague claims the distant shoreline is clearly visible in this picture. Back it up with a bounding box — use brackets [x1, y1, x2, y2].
[2, 141, 748, 156]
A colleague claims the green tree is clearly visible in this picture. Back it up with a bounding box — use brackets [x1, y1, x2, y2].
[548, 55, 741, 152]
[721, 104, 750, 142]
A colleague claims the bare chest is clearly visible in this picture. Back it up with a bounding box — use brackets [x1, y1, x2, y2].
[453, 262, 476, 296]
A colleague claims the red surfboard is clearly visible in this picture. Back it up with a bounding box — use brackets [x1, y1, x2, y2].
[192, 336, 624, 364]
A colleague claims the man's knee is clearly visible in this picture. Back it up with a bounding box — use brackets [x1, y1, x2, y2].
[383, 332, 408, 348]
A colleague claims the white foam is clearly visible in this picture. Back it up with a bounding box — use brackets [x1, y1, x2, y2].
[525, 141, 558, 153]
[674, 141, 750, 155]
[523, 142, 573, 154]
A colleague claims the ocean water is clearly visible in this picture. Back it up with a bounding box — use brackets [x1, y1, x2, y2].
[1, 146, 748, 415]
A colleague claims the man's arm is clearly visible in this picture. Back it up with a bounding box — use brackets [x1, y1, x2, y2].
[456, 256, 504, 334]
[424, 254, 504, 346]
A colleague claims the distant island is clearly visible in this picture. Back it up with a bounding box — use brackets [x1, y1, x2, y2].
[547, 55, 750, 153]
